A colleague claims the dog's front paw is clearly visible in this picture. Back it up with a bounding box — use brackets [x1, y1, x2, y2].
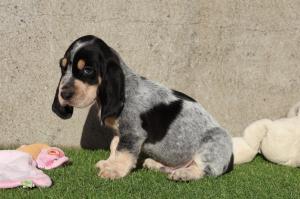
[95, 159, 109, 170]
[97, 160, 129, 180]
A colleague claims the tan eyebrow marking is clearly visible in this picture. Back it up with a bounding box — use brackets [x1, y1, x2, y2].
[61, 58, 67, 68]
[77, 59, 85, 70]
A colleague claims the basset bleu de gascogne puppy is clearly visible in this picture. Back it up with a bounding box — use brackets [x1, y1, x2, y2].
[52, 35, 233, 181]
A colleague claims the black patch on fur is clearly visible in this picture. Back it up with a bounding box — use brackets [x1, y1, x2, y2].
[202, 127, 217, 143]
[204, 166, 212, 175]
[141, 100, 183, 144]
[141, 76, 147, 80]
[223, 154, 234, 174]
[201, 134, 213, 143]
[172, 89, 196, 102]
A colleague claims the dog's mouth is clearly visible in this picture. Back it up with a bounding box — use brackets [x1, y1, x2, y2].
[52, 97, 74, 119]
[58, 81, 98, 109]
[65, 98, 96, 108]
[61, 96, 97, 108]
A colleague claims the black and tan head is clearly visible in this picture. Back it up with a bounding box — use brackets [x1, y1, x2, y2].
[52, 35, 125, 124]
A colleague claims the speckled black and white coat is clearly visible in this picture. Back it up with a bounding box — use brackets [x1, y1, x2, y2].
[52, 35, 233, 180]
[117, 56, 233, 176]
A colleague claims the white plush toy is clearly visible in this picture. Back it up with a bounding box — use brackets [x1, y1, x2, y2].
[232, 103, 300, 167]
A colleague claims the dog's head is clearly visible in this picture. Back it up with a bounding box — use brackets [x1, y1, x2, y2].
[52, 35, 125, 123]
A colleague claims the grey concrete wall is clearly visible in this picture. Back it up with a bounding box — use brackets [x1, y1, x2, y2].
[1, 0, 300, 147]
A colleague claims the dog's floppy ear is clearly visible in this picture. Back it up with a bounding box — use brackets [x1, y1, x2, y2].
[98, 59, 125, 124]
[52, 84, 73, 119]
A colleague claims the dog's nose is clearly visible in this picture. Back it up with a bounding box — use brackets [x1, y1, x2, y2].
[61, 88, 74, 100]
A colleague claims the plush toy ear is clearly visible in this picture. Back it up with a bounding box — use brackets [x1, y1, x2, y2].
[52, 85, 73, 119]
[97, 59, 125, 124]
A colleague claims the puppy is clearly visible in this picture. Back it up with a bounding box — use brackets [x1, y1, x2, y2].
[52, 35, 233, 181]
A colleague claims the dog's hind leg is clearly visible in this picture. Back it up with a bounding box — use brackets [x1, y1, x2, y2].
[143, 158, 186, 174]
[143, 158, 204, 179]
[168, 160, 205, 181]
[168, 161, 205, 181]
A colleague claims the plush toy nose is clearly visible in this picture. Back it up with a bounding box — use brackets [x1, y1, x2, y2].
[61, 86, 74, 100]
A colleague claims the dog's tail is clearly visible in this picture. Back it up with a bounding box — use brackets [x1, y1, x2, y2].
[232, 119, 272, 164]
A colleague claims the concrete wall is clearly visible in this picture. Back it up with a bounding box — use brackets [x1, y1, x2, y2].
[1, 0, 300, 147]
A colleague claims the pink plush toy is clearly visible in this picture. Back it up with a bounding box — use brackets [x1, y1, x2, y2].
[0, 150, 52, 189]
[0, 144, 69, 189]
[36, 147, 69, 170]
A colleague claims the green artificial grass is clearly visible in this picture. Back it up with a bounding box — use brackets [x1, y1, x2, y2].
[0, 149, 299, 199]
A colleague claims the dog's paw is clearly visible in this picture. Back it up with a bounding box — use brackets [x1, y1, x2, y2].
[143, 158, 173, 174]
[143, 158, 162, 170]
[168, 168, 191, 181]
[98, 166, 124, 180]
[95, 159, 109, 170]
[168, 166, 204, 181]
[97, 160, 128, 180]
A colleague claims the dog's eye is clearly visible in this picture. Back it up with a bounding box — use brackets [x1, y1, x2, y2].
[83, 67, 94, 75]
